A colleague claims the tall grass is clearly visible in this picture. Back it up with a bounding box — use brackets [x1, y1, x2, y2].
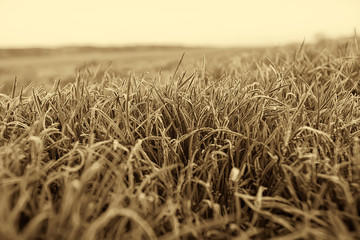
[0, 40, 360, 239]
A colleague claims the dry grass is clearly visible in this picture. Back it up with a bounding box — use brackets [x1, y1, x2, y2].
[0, 39, 360, 239]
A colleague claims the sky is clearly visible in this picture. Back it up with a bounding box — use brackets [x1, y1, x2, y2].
[1, 0, 359, 48]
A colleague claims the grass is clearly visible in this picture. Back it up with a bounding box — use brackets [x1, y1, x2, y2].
[0, 39, 360, 239]
[0, 46, 245, 95]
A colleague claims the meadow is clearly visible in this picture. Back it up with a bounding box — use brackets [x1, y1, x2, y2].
[0, 46, 252, 95]
[0, 39, 360, 239]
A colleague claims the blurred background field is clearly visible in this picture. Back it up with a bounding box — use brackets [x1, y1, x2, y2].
[0, 46, 267, 95]
[0, 36, 357, 96]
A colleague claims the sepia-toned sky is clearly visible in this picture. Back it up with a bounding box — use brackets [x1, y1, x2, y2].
[1, 0, 359, 48]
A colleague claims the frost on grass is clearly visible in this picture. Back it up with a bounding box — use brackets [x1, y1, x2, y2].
[1, 41, 360, 239]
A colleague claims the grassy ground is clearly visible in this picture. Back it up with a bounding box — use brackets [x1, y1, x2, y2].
[0, 46, 255, 95]
[0, 40, 360, 239]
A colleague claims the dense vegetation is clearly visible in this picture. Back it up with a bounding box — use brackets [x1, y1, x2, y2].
[0, 40, 360, 239]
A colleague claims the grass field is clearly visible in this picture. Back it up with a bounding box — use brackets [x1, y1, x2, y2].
[0, 46, 258, 95]
[0, 39, 360, 239]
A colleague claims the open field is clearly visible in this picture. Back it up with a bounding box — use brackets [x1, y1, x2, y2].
[0, 46, 262, 95]
[0, 39, 360, 239]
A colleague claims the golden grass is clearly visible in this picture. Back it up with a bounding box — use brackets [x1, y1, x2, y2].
[0, 40, 360, 239]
